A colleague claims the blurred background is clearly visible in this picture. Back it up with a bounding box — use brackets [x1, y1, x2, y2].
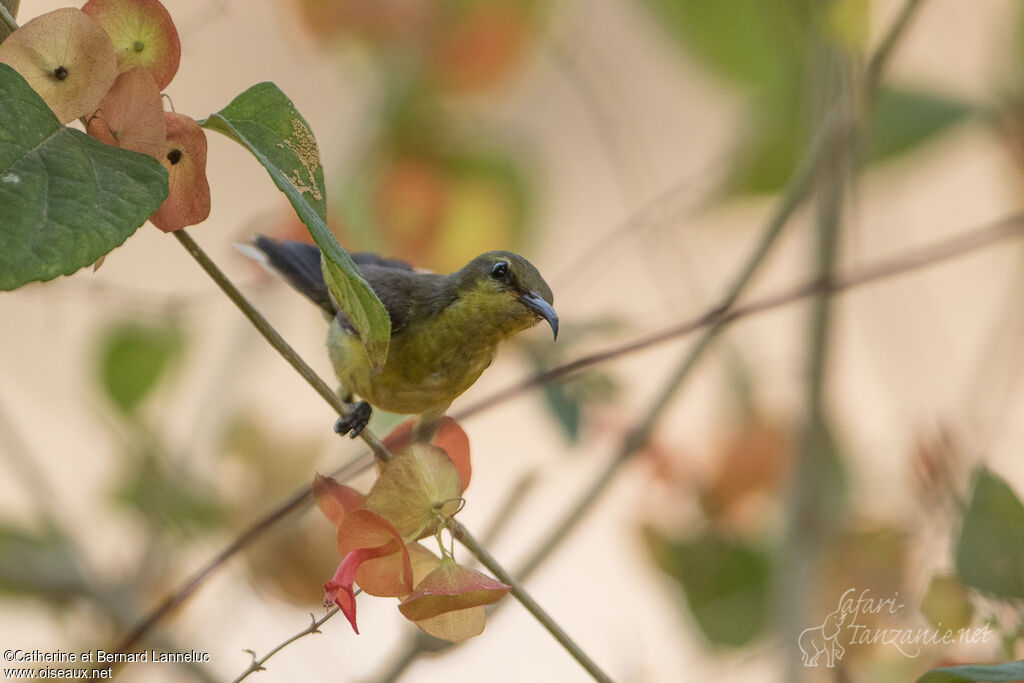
[3, 0, 1024, 681]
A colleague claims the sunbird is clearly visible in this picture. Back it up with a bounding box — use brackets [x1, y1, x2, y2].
[245, 237, 558, 438]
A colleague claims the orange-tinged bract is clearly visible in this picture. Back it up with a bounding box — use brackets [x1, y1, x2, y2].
[381, 416, 472, 490]
[0, 8, 116, 123]
[315, 420, 505, 639]
[398, 558, 510, 620]
[429, 2, 532, 93]
[81, 0, 181, 90]
[313, 473, 365, 527]
[86, 67, 166, 160]
[294, 0, 431, 45]
[149, 112, 211, 232]
[373, 157, 447, 262]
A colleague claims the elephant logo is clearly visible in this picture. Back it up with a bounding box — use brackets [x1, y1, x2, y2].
[799, 607, 847, 668]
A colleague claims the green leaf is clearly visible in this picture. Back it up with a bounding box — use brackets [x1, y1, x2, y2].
[825, 0, 869, 49]
[867, 88, 972, 162]
[955, 467, 1024, 600]
[915, 661, 1024, 683]
[541, 381, 581, 443]
[0, 526, 85, 601]
[201, 83, 391, 368]
[644, 527, 771, 647]
[97, 319, 183, 414]
[920, 573, 974, 631]
[113, 449, 223, 535]
[725, 88, 805, 196]
[726, 85, 972, 196]
[636, 0, 807, 88]
[0, 63, 168, 291]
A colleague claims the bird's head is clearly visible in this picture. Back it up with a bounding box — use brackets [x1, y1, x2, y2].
[453, 251, 558, 340]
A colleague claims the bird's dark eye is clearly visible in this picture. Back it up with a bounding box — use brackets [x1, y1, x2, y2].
[490, 261, 510, 279]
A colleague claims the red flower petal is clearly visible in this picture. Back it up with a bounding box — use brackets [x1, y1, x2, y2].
[336, 509, 412, 598]
[323, 555, 361, 634]
[323, 526, 413, 635]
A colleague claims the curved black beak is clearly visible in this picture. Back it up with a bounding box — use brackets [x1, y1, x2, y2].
[520, 291, 559, 340]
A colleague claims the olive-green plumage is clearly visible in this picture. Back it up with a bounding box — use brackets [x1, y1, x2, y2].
[247, 238, 558, 435]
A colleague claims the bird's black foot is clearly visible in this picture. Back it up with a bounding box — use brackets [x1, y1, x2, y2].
[334, 401, 372, 439]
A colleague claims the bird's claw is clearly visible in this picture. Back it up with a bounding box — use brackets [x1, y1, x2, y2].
[334, 402, 372, 439]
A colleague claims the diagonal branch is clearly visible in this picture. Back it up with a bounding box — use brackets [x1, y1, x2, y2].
[372, 1, 938, 677]
[0, 4, 17, 34]
[232, 610, 336, 683]
[451, 521, 613, 683]
[112, 231, 394, 657]
[120, 206, 1024, 664]
[216, 210, 1024, 682]
[115, 0, 965, 646]
[172, 231, 394, 462]
[148, 231, 609, 680]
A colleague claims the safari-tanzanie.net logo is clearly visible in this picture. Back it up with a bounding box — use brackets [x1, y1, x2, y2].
[799, 588, 993, 668]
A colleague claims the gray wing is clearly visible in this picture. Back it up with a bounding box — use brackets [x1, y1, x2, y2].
[355, 265, 452, 334]
[247, 236, 431, 333]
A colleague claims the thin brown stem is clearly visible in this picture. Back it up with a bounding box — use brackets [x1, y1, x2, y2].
[110, 1, 940, 652]
[380, 3, 939, 677]
[112, 231, 393, 656]
[172, 230, 393, 462]
[0, 3, 17, 34]
[122, 209, 1024, 671]
[197, 209, 1024, 683]
[232, 609, 337, 683]
[450, 520, 614, 683]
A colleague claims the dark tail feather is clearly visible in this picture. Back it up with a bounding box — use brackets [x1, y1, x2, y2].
[247, 236, 334, 315]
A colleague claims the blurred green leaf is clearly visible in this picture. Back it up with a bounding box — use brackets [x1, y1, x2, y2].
[644, 527, 771, 647]
[640, 0, 971, 199]
[537, 373, 620, 445]
[522, 320, 620, 444]
[726, 86, 971, 196]
[955, 467, 1024, 600]
[434, 148, 532, 266]
[541, 382, 581, 443]
[825, 0, 869, 49]
[218, 410, 326, 496]
[201, 83, 391, 369]
[916, 661, 1024, 683]
[0, 526, 85, 601]
[113, 450, 223, 535]
[867, 88, 972, 162]
[921, 573, 974, 631]
[725, 89, 805, 196]
[0, 64, 167, 291]
[97, 320, 183, 414]
[636, 0, 807, 88]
